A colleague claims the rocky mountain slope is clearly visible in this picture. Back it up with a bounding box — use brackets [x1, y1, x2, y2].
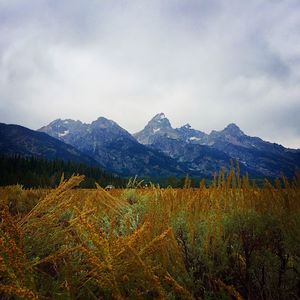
[39, 117, 185, 176]
[134, 113, 300, 177]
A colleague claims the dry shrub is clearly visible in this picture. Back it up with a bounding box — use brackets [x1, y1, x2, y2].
[0, 169, 299, 299]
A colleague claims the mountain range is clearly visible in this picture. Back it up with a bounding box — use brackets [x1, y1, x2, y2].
[1, 113, 299, 178]
[134, 113, 300, 177]
[38, 113, 300, 178]
[38, 117, 185, 176]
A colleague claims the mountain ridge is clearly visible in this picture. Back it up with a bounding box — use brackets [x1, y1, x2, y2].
[134, 114, 300, 177]
[38, 114, 300, 178]
[39, 117, 186, 177]
[0, 122, 101, 167]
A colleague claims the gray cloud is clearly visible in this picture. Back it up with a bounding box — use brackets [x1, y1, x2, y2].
[0, 0, 299, 148]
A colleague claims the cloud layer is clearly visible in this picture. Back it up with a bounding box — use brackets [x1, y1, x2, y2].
[0, 0, 299, 147]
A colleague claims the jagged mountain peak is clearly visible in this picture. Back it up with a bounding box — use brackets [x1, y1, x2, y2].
[49, 118, 81, 125]
[134, 113, 179, 144]
[152, 112, 166, 120]
[90, 117, 134, 141]
[222, 123, 244, 135]
[39, 118, 85, 140]
[224, 123, 241, 130]
[148, 113, 172, 129]
[92, 116, 119, 128]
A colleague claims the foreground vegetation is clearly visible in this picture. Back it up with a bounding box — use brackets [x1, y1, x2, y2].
[0, 168, 300, 299]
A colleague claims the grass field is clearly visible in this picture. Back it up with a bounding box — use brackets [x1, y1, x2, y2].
[0, 169, 300, 299]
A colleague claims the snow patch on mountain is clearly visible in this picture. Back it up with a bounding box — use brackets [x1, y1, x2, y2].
[59, 130, 69, 137]
[189, 136, 201, 141]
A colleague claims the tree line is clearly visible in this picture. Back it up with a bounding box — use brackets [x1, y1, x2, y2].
[0, 155, 126, 188]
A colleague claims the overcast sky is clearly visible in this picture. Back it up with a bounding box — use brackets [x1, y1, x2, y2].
[0, 0, 299, 148]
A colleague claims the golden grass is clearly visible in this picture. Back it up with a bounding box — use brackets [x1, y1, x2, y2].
[0, 170, 299, 299]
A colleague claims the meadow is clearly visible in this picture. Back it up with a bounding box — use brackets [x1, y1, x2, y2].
[0, 167, 300, 299]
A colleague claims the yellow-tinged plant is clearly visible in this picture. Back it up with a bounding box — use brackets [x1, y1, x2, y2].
[0, 204, 37, 299]
[0, 168, 299, 299]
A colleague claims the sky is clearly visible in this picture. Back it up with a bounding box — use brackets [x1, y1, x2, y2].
[0, 0, 300, 148]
